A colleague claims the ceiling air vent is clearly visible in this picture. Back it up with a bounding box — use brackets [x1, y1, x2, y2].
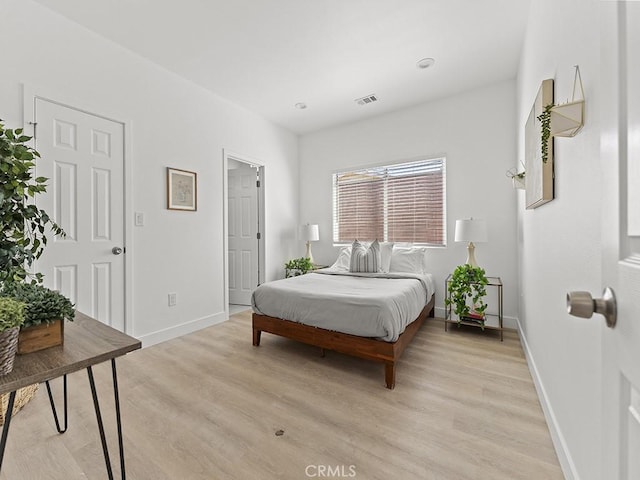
[354, 94, 378, 106]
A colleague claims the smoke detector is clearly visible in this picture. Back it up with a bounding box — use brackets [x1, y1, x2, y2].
[354, 94, 378, 106]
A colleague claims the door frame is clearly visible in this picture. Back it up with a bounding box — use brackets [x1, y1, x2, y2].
[22, 84, 134, 335]
[222, 149, 265, 316]
[600, 2, 640, 477]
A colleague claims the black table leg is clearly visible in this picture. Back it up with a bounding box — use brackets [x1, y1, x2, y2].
[87, 358, 126, 480]
[111, 359, 126, 479]
[0, 390, 16, 472]
[46, 375, 68, 433]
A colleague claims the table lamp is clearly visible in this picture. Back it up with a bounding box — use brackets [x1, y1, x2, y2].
[301, 223, 319, 264]
[454, 218, 487, 268]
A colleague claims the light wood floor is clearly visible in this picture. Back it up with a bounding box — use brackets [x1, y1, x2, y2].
[0, 311, 563, 479]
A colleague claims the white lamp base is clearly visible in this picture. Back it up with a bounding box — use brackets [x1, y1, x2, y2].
[305, 241, 314, 264]
[466, 242, 479, 268]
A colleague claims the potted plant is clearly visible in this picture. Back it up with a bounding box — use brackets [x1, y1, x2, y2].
[445, 264, 488, 325]
[0, 119, 64, 284]
[0, 282, 75, 354]
[0, 297, 25, 374]
[285, 257, 313, 278]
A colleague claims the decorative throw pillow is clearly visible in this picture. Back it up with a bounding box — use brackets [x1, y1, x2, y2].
[349, 239, 381, 273]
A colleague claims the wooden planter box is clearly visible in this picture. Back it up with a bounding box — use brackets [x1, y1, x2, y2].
[18, 319, 64, 354]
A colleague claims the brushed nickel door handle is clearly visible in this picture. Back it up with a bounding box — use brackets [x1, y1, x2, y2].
[566, 287, 617, 328]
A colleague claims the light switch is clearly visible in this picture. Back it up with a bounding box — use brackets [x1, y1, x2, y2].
[135, 212, 144, 226]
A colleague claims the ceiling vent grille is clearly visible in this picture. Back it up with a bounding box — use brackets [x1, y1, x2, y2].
[354, 94, 378, 106]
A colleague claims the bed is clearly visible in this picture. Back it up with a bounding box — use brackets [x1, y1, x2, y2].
[251, 250, 436, 389]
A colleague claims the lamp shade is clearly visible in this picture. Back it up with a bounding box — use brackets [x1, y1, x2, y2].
[454, 218, 487, 243]
[301, 224, 319, 242]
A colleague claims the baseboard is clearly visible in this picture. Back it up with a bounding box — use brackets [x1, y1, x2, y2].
[433, 306, 518, 329]
[517, 319, 579, 480]
[434, 306, 447, 318]
[138, 311, 227, 347]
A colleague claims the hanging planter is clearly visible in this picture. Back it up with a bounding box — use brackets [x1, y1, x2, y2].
[550, 65, 585, 137]
[511, 173, 526, 190]
[506, 163, 526, 190]
[535, 66, 585, 166]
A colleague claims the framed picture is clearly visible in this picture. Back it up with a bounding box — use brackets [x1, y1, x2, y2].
[167, 167, 197, 211]
[525, 78, 554, 209]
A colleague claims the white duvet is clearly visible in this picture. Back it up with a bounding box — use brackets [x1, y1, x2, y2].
[251, 270, 435, 342]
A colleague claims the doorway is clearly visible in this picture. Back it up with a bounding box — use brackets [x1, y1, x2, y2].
[28, 97, 127, 331]
[224, 151, 265, 314]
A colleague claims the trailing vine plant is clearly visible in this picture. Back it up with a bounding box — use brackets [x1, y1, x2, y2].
[537, 104, 553, 164]
[445, 264, 488, 319]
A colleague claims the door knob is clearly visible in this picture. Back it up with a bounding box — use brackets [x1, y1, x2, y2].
[112, 247, 123, 255]
[566, 287, 617, 328]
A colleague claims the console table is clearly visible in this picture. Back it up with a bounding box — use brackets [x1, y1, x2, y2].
[0, 312, 141, 479]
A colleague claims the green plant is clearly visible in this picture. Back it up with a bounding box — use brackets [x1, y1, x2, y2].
[537, 104, 553, 164]
[0, 282, 75, 328]
[445, 264, 488, 319]
[285, 257, 313, 278]
[0, 297, 25, 332]
[0, 120, 65, 284]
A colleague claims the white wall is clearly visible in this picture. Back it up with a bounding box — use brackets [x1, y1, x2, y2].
[299, 80, 519, 323]
[517, 0, 601, 478]
[0, 0, 299, 344]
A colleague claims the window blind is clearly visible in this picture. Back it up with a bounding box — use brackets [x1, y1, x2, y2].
[332, 158, 446, 246]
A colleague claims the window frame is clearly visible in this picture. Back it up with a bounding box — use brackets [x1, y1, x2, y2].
[332, 156, 447, 248]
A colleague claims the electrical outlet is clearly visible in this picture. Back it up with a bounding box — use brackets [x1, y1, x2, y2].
[168, 293, 177, 306]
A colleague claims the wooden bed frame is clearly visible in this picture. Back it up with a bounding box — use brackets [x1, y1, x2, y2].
[252, 294, 435, 389]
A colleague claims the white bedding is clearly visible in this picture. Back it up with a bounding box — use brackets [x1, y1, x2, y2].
[251, 270, 435, 342]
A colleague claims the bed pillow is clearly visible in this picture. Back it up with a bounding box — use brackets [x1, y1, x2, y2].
[380, 242, 394, 273]
[349, 239, 381, 273]
[329, 246, 351, 271]
[389, 247, 427, 274]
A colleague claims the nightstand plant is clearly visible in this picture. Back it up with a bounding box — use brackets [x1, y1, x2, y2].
[444, 264, 488, 320]
[285, 257, 313, 278]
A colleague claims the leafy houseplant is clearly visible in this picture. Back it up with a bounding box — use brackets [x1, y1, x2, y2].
[0, 120, 64, 284]
[285, 257, 313, 278]
[0, 297, 25, 331]
[0, 297, 25, 375]
[1, 282, 75, 327]
[1, 282, 75, 354]
[445, 264, 488, 321]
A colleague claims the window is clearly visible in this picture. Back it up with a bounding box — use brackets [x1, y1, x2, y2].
[332, 157, 446, 246]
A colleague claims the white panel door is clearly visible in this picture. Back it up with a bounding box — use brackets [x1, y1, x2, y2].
[33, 98, 125, 330]
[228, 163, 258, 305]
[600, 2, 640, 478]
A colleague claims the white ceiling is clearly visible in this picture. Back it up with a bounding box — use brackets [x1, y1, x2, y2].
[33, 0, 532, 135]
